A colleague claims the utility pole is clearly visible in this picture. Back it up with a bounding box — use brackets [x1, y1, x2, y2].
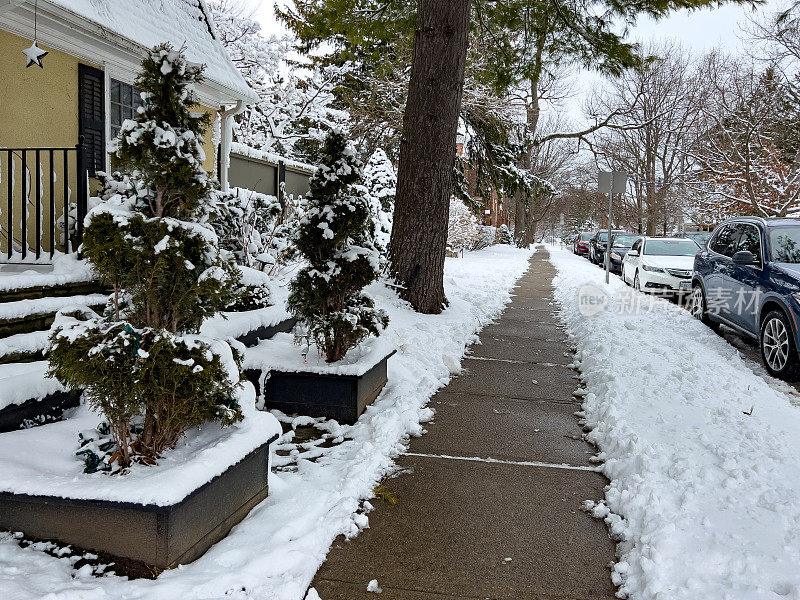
[598, 171, 628, 285]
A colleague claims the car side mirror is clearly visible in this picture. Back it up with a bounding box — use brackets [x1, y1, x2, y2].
[627, 250, 639, 257]
[732, 250, 757, 265]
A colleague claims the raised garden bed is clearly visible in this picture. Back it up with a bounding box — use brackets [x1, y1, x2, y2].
[0, 387, 281, 569]
[0, 390, 80, 433]
[244, 334, 395, 424]
[0, 434, 277, 568]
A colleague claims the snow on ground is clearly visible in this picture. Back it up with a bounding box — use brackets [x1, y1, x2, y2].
[548, 245, 800, 600]
[0, 384, 280, 505]
[0, 361, 66, 411]
[0, 244, 533, 600]
[0, 254, 95, 292]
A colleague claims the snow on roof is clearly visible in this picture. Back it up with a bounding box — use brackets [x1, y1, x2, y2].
[231, 142, 318, 173]
[44, 0, 256, 103]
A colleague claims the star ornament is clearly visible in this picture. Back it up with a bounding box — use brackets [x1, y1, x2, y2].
[23, 41, 47, 69]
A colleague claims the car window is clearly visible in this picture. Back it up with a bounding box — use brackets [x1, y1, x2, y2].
[630, 239, 642, 253]
[643, 239, 701, 256]
[770, 226, 800, 263]
[710, 224, 739, 257]
[580, 233, 593, 241]
[734, 224, 762, 261]
[611, 235, 640, 248]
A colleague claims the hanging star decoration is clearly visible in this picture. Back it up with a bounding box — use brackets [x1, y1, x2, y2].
[23, 41, 47, 68]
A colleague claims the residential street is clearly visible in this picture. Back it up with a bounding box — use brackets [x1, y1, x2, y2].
[311, 248, 615, 600]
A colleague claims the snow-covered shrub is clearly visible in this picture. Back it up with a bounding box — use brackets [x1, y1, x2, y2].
[213, 187, 281, 266]
[447, 196, 481, 255]
[287, 132, 388, 363]
[47, 45, 242, 470]
[363, 148, 396, 258]
[497, 224, 513, 245]
[474, 225, 497, 251]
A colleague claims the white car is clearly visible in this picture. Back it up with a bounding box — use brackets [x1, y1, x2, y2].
[621, 237, 702, 295]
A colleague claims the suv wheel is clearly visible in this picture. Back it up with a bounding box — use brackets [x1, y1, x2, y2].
[760, 310, 799, 379]
[634, 271, 641, 291]
[688, 284, 719, 331]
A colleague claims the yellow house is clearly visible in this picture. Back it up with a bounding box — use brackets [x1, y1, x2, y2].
[0, 0, 257, 262]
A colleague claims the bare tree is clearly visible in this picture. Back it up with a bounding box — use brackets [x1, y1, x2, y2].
[587, 43, 711, 234]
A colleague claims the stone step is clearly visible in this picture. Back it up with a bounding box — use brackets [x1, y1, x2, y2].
[0, 294, 109, 338]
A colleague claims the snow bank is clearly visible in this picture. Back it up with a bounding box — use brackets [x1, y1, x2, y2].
[243, 331, 394, 377]
[548, 245, 800, 600]
[201, 284, 291, 341]
[0, 361, 66, 411]
[0, 254, 94, 292]
[0, 245, 532, 599]
[0, 382, 281, 505]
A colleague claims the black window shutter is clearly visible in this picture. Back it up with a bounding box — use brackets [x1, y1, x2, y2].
[78, 64, 105, 176]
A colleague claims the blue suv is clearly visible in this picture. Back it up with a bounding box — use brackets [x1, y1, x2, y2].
[690, 217, 800, 379]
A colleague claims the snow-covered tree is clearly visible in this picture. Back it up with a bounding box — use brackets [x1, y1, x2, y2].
[287, 131, 388, 363]
[47, 46, 242, 470]
[363, 148, 396, 258]
[209, 0, 349, 159]
[693, 62, 800, 217]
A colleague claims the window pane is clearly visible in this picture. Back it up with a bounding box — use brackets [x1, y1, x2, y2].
[111, 79, 120, 104]
[736, 225, 761, 258]
[111, 103, 122, 127]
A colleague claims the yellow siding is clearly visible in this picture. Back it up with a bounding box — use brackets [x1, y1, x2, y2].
[194, 104, 219, 175]
[0, 28, 83, 148]
[0, 28, 220, 258]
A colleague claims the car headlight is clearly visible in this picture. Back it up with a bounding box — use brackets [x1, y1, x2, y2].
[610, 252, 622, 261]
[641, 264, 664, 273]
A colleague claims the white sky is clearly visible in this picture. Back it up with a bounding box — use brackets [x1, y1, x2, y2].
[244, 0, 786, 123]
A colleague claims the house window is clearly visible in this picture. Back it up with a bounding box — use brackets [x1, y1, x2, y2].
[110, 79, 143, 140]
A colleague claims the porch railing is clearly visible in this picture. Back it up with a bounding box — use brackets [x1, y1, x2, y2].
[0, 140, 89, 263]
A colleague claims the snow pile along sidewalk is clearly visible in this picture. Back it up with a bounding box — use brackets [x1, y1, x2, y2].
[0, 244, 533, 600]
[548, 245, 800, 600]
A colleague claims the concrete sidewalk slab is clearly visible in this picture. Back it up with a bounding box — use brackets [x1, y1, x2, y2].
[413, 391, 594, 466]
[446, 358, 579, 401]
[309, 248, 615, 600]
[468, 337, 573, 365]
[313, 456, 614, 600]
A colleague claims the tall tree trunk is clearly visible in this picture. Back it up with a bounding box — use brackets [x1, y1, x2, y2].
[389, 0, 471, 314]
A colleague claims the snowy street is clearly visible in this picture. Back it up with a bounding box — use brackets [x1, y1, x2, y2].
[548, 245, 800, 599]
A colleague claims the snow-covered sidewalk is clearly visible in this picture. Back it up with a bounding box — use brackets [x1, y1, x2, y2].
[0, 245, 533, 600]
[548, 245, 800, 600]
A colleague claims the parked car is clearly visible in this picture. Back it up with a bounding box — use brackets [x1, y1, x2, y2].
[690, 217, 800, 379]
[589, 229, 625, 265]
[607, 233, 643, 273]
[622, 237, 701, 295]
[573, 232, 594, 256]
[683, 230, 713, 249]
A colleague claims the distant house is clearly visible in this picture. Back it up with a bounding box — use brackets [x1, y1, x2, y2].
[0, 0, 257, 262]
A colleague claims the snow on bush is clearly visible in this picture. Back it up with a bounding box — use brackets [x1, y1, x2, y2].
[287, 132, 388, 363]
[447, 196, 483, 255]
[47, 45, 244, 470]
[363, 148, 396, 259]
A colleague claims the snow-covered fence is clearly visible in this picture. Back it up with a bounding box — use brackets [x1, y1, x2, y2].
[0, 143, 89, 263]
[228, 143, 315, 211]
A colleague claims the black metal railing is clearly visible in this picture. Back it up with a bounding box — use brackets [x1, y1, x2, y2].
[0, 140, 88, 263]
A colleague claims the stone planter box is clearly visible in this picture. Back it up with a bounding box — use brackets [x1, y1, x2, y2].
[0, 391, 80, 433]
[246, 351, 395, 424]
[236, 317, 296, 348]
[0, 433, 278, 569]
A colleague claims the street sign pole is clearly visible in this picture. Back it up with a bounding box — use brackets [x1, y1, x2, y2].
[606, 179, 613, 284]
[598, 171, 628, 285]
